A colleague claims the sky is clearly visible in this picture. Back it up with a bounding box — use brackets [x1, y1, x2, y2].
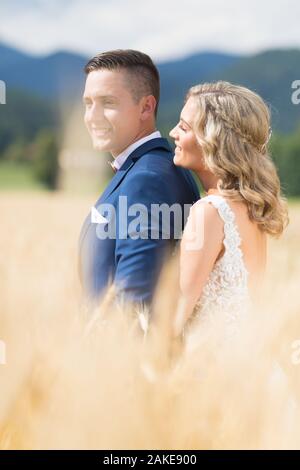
[0, 0, 300, 61]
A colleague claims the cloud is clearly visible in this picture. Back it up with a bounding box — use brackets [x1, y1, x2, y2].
[0, 0, 299, 61]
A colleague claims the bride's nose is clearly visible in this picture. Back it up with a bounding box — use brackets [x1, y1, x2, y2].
[169, 126, 178, 139]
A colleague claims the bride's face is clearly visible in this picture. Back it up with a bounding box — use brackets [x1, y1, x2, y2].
[169, 97, 204, 171]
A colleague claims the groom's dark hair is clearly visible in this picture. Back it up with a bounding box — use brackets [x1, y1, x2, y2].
[84, 49, 160, 117]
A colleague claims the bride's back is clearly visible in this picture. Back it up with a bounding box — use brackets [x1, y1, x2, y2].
[221, 196, 267, 292]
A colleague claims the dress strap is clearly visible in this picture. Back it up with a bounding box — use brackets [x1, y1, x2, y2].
[200, 195, 242, 255]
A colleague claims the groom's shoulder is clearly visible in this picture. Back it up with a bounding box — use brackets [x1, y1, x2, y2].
[128, 146, 199, 194]
[133, 144, 190, 182]
[122, 139, 199, 198]
[134, 145, 173, 173]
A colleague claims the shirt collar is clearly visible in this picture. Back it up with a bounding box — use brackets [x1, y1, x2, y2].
[113, 130, 162, 171]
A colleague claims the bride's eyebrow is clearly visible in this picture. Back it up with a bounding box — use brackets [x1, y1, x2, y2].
[180, 116, 192, 128]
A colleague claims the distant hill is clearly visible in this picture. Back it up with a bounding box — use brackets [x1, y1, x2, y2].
[0, 87, 57, 155]
[0, 43, 31, 66]
[0, 44, 239, 101]
[159, 52, 241, 99]
[158, 49, 300, 133]
[0, 43, 299, 132]
[211, 49, 300, 133]
[0, 44, 86, 99]
[158, 52, 241, 125]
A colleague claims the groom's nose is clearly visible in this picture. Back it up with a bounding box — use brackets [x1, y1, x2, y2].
[91, 104, 105, 122]
[86, 107, 108, 130]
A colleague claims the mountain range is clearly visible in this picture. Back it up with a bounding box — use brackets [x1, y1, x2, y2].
[0, 42, 299, 133]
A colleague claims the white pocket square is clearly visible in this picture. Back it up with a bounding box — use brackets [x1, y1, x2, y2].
[91, 206, 108, 224]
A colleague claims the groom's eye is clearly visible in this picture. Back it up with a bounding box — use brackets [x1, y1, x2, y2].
[83, 99, 92, 107]
[103, 98, 117, 107]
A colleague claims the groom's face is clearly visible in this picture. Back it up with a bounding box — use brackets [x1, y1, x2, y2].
[83, 69, 143, 157]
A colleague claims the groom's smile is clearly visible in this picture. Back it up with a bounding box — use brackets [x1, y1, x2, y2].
[91, 127, 111, 137]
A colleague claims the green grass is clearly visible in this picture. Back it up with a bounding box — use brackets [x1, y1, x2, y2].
[0, 161, 47, 191]
[0, 160, 299, 203]
[287, 197, 300, 205]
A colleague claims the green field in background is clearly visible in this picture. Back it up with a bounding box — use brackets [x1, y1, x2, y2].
[0, 161, 47, 191]
[0, 161, 299, 205]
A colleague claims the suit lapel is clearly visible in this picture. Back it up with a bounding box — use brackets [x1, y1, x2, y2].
[99, 158, 135, 203]
[79, 138, 172, 251]
[99, 138, 172, 203]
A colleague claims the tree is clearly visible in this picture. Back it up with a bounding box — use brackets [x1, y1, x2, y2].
[270, 126, 300, 197]
[32, 130, 59, 189]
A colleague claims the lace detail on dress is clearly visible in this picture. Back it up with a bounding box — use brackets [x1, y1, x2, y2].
[193, 195, 250, 338]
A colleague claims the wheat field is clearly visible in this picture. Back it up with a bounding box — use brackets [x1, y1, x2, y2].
[0, 191, 300, 450]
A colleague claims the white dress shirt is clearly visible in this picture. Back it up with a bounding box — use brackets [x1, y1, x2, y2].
[112, 130, 162, 171]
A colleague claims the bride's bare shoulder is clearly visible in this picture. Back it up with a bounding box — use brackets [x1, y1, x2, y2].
[187, 197, 225, 245]
[190, 197, 224, 226]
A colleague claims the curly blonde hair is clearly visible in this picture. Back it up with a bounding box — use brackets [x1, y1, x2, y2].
[187, 81, 289, 237]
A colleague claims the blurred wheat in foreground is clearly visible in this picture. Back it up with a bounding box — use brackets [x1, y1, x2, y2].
[0, 192, 300, 450]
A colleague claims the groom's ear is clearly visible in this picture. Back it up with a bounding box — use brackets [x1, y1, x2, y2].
[140, 95, 157, 121]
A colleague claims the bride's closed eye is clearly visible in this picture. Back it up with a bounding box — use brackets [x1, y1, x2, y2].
[179, 123, 188, 132]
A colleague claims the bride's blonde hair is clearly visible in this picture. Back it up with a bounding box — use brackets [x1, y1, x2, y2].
[187, 81, 289, 237]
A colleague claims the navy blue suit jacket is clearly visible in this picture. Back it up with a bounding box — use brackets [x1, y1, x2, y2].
[78, 137, 200, 306]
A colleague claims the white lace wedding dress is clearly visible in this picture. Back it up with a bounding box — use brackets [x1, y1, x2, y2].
[187, 194, 251, 340]
[183, 195, 299, 441]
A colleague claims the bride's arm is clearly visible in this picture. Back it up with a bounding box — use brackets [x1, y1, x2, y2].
[173, 201, 224, 336]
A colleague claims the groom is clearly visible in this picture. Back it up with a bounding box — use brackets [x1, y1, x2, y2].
[78, 49, 199, 308]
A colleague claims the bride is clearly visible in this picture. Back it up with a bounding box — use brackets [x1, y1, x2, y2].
[169, 81, 289, 340]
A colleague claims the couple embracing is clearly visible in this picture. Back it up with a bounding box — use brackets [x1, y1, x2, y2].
[79, 49, 288, 339]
